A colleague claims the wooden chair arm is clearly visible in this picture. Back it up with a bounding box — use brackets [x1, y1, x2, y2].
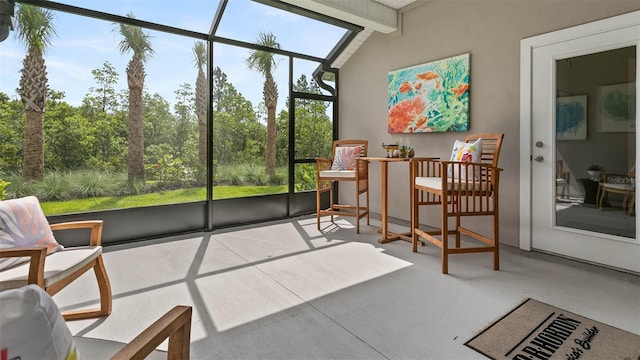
[50, 220, 104, 246]
[411, 157, 441, 162]
[110, 305, 192, 360]
[440, 161, 502, 170]
[0, 247, 47, 287]
[439, 161, 503, 191]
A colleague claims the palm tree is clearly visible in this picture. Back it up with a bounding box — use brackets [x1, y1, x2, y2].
[246, 32, 280, 177]
[193, 41, 207, 166]
[15, 4, 56, 181]
[116, 14, 154, 182]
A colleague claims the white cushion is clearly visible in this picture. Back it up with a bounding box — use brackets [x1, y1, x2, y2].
[0, 285, 79, 360]
[319, 170, 357, 179]
[0, 246, 102, 291]
[415, 176, 489, 191]
[601, 183, 634, 191]
[74, 337, 166, 359]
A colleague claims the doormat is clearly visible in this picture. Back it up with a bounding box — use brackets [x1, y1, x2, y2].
[465, 298, 640, 360]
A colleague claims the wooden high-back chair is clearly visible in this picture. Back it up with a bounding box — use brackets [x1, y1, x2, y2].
[315, 140, 369, 233]
[0, 196, 112, 320]
[410, 133, 503, 274]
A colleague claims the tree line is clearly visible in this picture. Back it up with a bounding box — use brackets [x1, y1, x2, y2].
[0, 65, 332, 186]
[1, 3, 332, 194]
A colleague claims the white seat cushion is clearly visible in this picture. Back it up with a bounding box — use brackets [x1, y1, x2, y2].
[319, 170, 356, 179]
[415, 176, 489, 191]
[601, 183, 634, 191]
[0, 246, 102, 291]
[74, 337, 166, 359]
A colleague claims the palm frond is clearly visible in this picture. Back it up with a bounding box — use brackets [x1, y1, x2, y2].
[192, 41, 207, 70]
[246, 31, 280, 76]
[15, 4, 57, 53]
[115, 13, 155, 61]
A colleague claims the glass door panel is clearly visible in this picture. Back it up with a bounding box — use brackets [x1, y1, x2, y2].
[555, 47, 636, 238]
[292, 98, 333, 193]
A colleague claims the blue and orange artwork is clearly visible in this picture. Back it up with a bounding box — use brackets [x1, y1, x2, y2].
[387, 53, 470, 133]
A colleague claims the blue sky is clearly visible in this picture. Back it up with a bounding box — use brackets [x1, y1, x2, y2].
[0, 0, 345, 113]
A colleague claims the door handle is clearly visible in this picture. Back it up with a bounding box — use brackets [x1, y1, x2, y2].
[534, 156, 544, 162]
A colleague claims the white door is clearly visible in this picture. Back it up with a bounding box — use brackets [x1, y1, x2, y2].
[522, 12, 640, 273]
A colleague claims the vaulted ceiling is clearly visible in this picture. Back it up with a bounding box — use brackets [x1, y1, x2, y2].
[280, 0, 418, 68]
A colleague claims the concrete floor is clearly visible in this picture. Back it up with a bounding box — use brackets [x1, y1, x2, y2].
[56, 216, 640, 359]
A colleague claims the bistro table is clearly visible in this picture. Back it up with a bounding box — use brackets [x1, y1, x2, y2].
[362, 156, 436, 244]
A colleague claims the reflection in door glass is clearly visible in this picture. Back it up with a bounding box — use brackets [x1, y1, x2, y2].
[555, 46, 636, 238]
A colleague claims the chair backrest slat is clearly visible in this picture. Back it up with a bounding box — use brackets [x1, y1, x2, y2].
[464, 133, 503, 167]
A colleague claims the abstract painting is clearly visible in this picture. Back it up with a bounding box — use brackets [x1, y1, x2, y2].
[556, 95, 587, 140]
[387, 53, 470, 133]
[598, 83, 636, 132]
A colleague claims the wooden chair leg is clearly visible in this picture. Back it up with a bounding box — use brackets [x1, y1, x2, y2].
[412, 188, 420, 253]
[95, 255, 112, 317]
[623, 192, 630, 212]
[597, 188, 605, 209]
[316, 189, 321, 230]
[329, 186, 334, 223]
[61, 256, 112, 321]
[441, 202, 449, 275]
[493, 213, 500, 270]
[366, 188, 370, 225]
[455, 212, 461, 248]
[356, 190, 360, 234]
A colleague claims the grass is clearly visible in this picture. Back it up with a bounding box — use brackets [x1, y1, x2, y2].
[40, 185, 288, 215]
[3, 165, 306, 215]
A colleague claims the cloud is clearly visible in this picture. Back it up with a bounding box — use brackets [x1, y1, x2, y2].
[56, 36, 119, 55]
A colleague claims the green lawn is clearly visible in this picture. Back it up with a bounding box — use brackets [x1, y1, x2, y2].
[40, 185, 288, 215]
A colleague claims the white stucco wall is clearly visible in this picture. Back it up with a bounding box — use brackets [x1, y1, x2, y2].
[338, 0, 640, 247]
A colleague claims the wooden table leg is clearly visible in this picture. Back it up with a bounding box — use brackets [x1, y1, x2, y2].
[378, 160, 413, 244]
[381, 161, 388, 240]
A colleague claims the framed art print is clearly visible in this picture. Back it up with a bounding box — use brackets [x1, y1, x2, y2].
[556, 95, 587, 140]
[597, 82, 636, 132]
[387, 53, 470, 133]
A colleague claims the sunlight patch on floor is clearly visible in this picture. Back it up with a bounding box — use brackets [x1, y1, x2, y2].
[198, 241, 411, 332]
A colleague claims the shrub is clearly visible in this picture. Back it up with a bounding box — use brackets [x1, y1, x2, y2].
[0, 179, 9, 200]
[229, 172, 245, 186]
[146, 154, 196, 189]
[69, 170, 125, 198]
[294, 164, 316, 192]
[3, 172, 36, 199]
[269, 173, 286, 185]
[36, 171, 72, 201]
